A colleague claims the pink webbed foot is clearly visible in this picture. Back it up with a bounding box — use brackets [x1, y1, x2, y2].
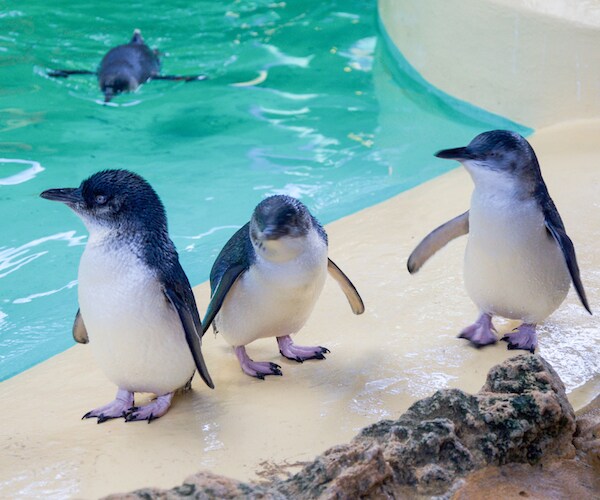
[458, 313, 497, 347]
[83, 388, 134, 424]
[234, 345, 282, 379]
[501, 323, 537, 353]
[277, 335, 329, 362]
[125, 392, 174, 423]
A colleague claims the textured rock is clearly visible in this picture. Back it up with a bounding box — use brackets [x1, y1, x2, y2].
[574, 394, 600, 471]
[104, 355, 585, 499]
[103, 471, 279, 500]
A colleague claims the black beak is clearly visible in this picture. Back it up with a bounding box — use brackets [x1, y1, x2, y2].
[434, 147, 474, 161]
[261, 225, 282, 240]
[40, 188, 82, 204]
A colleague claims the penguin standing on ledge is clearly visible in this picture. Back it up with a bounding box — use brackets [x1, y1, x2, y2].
[408, 130, 591, 353]
[48, 29, 207, 102]
[41, 169, 213, 423]
[203, 195, 365, 379]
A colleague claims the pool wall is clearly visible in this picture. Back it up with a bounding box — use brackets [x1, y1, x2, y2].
[379, 0, 600, 127]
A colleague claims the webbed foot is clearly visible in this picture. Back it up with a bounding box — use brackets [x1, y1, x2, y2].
[277, 335, 329, 362]
[501, 323, 537, 353]
[234, 346, 282, 379]
[125, 393, 174, 423]
[458, 313, 497, 347]
[82, 388, 134, 424]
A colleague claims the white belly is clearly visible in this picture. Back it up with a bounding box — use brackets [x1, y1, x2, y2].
[215, 243, 328, 347]
[78, 241, 195, 395]
[465, 192, 570, 323]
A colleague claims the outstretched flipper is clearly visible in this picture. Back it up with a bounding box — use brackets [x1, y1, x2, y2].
[72, 309, 89, 344]
[153, 74, 208, 82]
[161, 262, 215, 390]
[407, 211, 469, 274]
[327, 258, 365, 314]
[47, 69, 96, 78]
[540, 194, 592, 314]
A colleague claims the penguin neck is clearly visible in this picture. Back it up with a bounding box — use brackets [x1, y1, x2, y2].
[83, 218, 162, 252]
[253, 230, 324, 265]
[465, 164, 532, 204]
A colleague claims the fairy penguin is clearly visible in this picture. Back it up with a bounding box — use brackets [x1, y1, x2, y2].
[47, 29, 207, 102]
[202, 195, 365, 379]
[408, 130, 591, 352]
[40, 169, 213, 422]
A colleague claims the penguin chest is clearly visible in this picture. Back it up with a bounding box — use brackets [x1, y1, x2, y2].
[217, 248, 328, 346]
[465, 195, 570, 322]
[78, 244, 194, 394]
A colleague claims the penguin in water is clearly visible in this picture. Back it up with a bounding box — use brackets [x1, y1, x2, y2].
[48, 29, 207, 102]
[408, 130, 591, 353]
[202, 195, 365, 379]
[40, 169, 214, 422]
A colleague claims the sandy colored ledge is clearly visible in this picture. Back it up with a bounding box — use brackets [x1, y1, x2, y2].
[0, 120, 599, 498]
[379, 0, 600, 127]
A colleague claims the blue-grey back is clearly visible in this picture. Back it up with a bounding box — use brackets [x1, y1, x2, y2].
[209, 223, 255, 295]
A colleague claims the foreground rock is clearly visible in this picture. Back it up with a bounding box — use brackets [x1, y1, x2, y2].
[105, 355, 595, 499]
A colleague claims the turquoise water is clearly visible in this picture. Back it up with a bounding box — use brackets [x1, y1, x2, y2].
[0, 0, 529, 381]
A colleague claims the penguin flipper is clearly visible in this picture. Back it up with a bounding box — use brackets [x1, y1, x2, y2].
[152, 74, 208, 82]
[407, 211, 469, 274]
[163, 284, 215, 389]
[543, 208, 592, 314]
[327, 258, 365, 315]
[72, 308, 89, 344]
[202, 264, 246, 334]
[47, 69, 96, 78]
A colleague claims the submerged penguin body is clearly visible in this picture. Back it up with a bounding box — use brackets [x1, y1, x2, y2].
[98, 31, 159, 101]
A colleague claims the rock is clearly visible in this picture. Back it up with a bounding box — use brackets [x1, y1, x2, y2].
[103, 355, 584, 499]
[103, 471, 279, 500]
[574, 394, 600, 471]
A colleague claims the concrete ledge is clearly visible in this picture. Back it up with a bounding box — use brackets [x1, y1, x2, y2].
[1, 120, 598, 498]
[379, 0, 600, 127]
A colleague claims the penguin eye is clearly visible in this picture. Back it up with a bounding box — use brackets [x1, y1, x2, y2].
[95, 194, 108, 205]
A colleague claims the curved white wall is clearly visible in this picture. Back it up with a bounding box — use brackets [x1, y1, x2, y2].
[379, 0, 600, 127]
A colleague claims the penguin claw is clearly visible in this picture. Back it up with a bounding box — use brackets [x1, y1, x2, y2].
[124, 393, 174, 422]
[276, 335, 330, 362]
[97, 414, 111, 424]
[234, 346, 284, 379]
[458, 313, 497, 347]
[83, 389, 135, 423]
[501, 323, 537, 353]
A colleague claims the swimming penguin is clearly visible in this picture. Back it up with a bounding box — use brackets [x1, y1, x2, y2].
[48, 29, 207, 102]
[407, 130, 591, 353]
[40, 169, 213, 422]
[202, 195, 365, 379]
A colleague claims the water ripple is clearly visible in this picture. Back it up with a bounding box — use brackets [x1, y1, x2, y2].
[0, 158, 44, 185]
[0, 231, 86, 279]
[13, 280, 78, 304]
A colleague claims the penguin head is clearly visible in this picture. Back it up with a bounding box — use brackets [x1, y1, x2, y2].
[435, 130, 540, 191]
[130, 29, 144, 45]
[40, 169, 167, 235]
[249, 195, 313, 261]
